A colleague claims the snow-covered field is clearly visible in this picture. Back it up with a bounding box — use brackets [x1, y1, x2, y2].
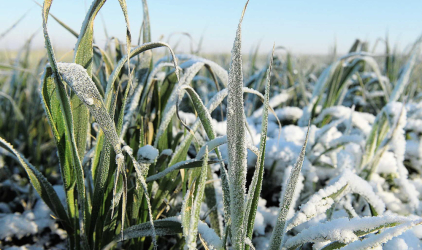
[1, 1, 422, 249]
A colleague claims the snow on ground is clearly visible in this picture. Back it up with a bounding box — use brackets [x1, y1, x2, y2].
[0, 185, 67, 248]
[179, 99, 422, 248]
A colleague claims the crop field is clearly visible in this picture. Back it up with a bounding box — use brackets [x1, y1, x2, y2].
[1, 1, 422, 249]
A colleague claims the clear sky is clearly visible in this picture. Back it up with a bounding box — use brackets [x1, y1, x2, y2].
[1, 0, 421, 55]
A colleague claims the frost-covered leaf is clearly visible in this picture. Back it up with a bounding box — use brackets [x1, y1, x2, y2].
[244, 47, 274, 243]
[339, 218, 422, 250]
[0, 137, 72, 231]
[226, 2, 249, 248]
[42, 3, 89, 243]
[285, 215, 416, 250]
[287, 169, 385, 232]
[105, 42, 179, 113]
[154, 61, 205, 147]
[57, 63, 121, 153]
[268, 124, 310, 250]
[389, 49, 419, 102]
[72, 0, 106, 166]
[185, 147, 209, 249]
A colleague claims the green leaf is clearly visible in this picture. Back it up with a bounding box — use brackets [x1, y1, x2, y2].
[74, 0, 105, 74]
[124, 148, 157, 247]
[103, 217, 183, 250]
[185, 146, 209, 249]
[40, 66, 77, 230]
[0, 137, 72, 231]
[90, 138, 112, 246]
[244, 46, 274, 246]
[154, 61, 205, 147]
[175, 84, 225, 236]
[177, 85, 217, 144]
[42, 2, 89, 246]
[72, 0, 106, 165]
[146, 159, 220, 183]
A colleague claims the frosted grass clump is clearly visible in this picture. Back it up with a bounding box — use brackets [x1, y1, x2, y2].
[2, 0, 422, 249]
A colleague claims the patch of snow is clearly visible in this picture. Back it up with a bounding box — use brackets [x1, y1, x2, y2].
[137, 145, 159, 164]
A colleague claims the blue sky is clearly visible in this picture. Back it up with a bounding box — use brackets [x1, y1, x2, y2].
[1, 0, 421, 55]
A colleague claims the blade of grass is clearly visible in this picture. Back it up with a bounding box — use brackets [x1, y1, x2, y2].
[244, 46, 274, 247]
[72, 0, 106, 166]
[42, 2, 89, 247]
[339, 219, 422, 250]
[0, 137, 72, 231]
[146, 159, 220, 183]
[0, 8, 31, 41]
[175, 84, 227, 235]
[226, 2, 249, 248]
[40, 65, 78, 242]
[154, 61, 204, 147]
[268, 123, 310, 250]
[185, 147, 209, 249]
[105, 42, 179, 112]
[104, 217, 183, 250]
[389, 51, 418, 103]
[141, 0, 151, 44]
[0, 91, 24, 120]
[33, 0, 79, 38]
